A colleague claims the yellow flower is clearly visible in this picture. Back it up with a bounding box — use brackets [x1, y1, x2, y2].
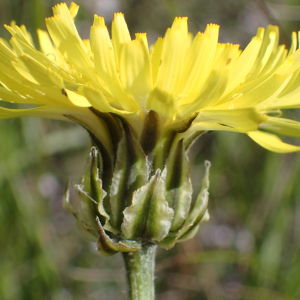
[0, 2, 300, 154]
[4, 2, 300, 254]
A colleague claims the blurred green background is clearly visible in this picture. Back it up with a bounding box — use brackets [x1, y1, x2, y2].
[1, 0, 300, 299]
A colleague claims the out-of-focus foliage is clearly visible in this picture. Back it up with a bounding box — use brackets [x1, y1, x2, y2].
[1, 0, 300, 299]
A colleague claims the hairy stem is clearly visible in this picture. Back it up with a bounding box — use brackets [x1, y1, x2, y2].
[122, 243, 157, 300]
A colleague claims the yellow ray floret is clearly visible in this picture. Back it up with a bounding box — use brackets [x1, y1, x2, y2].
[1, 2, 300, 152]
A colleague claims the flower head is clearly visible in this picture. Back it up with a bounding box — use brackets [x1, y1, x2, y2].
[2, 3, 300, 254]
[1, 2, 300, 152]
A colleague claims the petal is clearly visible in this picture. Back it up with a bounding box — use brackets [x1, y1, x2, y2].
[0, 104, 113, 153]
[151, 37, 163, 86]
[155, 25, 186, 95]
[12, 54, 52, 85]
[259, 117, 300, 137]
[177, 69, 228, 118]
[175, 25, 219, 99]
[47, 66, 65, 89]
[204, 23, 220, 49]
[9, 26, 57, 67]
[188, 122, 241, 132]
[37, 29, 67, 67]
[0, 39, 16, 67]
[37, 29, 56, 55]
[0, 105, 70, 120]
[224, 36, 262, 94]
[171, 17, 188, 40]
[64, 89, 91, 107]
[119, 38, 152, 108]
[277, 68, 300, 98]
[213, 43, 240, 70]
[215, 71, 292, 109]
[83, 84, 135, 115]
[52, 2, 79, 35]
[288, 32, 297, 57]
[33, 85, 77, 105]
[196, 108, 267, 132]
[258, 45, 287, 78]
[0, 87, 30, 104]
[111, 13, 131, 68]
[269, 89, 300, 109]
[8, 26, 81, 87]
[247, 26, 279, 79]
[0, 69, 60, 105]
[5, 24, 33, 47]
[46, 15, 96, 83]
[68, 2, 80, 19]
[248, 131, 300, 152]
[90, 23, 139, 112]
[12, 53, 79, 92]
[146, 87, 175, 119]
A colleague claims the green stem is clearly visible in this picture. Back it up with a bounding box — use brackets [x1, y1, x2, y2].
[122, 243, 157, 300]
